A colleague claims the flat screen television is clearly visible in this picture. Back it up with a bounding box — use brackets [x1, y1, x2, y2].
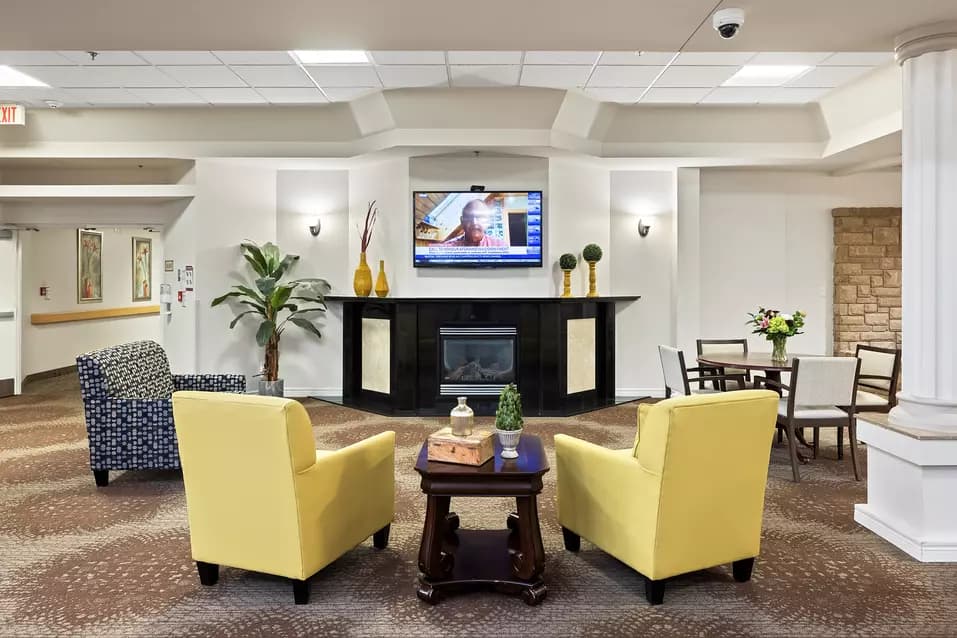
[413, 190, 543, 267]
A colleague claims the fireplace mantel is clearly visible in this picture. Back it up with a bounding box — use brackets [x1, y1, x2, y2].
[329, 296, 639, 416]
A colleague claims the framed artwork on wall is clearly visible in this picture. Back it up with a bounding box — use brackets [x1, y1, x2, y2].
[77, 229, 103, 303]
[132, 237, 152, 301]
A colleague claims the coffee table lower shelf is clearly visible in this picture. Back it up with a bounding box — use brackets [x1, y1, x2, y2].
[416, 529, 547, 606]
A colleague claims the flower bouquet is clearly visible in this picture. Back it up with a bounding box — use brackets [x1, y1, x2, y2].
[747, 308, 806, 363]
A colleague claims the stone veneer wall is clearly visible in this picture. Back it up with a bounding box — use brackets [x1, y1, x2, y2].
[833, 207, 902, 355]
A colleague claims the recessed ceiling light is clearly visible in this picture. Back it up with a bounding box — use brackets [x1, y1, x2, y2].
[0, 65, 48, 87]
[722, 65, 811, 87]
[291, 50, 369, 64]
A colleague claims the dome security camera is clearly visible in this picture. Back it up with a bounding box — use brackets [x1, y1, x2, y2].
[713, 8, 745, 39]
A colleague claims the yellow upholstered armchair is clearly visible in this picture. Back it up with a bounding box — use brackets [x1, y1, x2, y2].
[171, 391, 395, 604]
[556, 390, 778, 605]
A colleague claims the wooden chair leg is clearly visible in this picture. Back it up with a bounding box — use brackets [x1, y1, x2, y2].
[776, 429, 783, 444]
[562, 526, 581, 552]
[93, 470, 109, 487]
[837, 427, 844, 460]
[196, 561, 219, 586]
[373, 523, 391, 549]
[812, 428, 819, 459]
[293, 579, 310, 604]
[644, 577, 665, 605]
[785, 423, 802, 482]
[732, 558, 755, 583]
[848, 419, 861, 481]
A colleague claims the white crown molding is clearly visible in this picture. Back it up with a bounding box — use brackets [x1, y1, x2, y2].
[895, 21, 957, 64]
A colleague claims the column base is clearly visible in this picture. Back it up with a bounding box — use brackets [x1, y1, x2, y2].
[856, 416, 957, 562]
[890, 394, 957, 432]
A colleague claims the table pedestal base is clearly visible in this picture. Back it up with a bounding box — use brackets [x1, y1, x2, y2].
[416, 529, 547, 606]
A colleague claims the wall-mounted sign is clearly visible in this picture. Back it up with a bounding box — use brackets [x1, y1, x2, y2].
[0, 104, 24, 126]
[164, 259, 174, 272]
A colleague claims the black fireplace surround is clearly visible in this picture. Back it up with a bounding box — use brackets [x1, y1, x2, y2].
[332, 296, 639, 417]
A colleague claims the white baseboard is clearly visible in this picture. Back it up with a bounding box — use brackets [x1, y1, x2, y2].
[617, 387, 664, 398]
[287, 387, 340, 398]
[855, 504, 957, 562]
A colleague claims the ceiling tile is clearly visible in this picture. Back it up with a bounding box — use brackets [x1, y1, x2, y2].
[588, 65, 662, 87]
[304, 65, 381, 87]
[22, 66, 180, 87]
[450, 65, 520, 87]
[369, 51, 446, 65]
[191, 87, 266, 104]
[213, 51, 295, 65]
[0, 51, 72, 66]
[158, 65, 245, 87]
[582, 87, 645, 103]
[524, 51, 600, 65]
[760, 87, 831, 103]
[520, 65, 592, 88]
[673, 51, 755, 66]
[748, 52, 833, 66]
[700, 87, 768, 104]
[786, 65, 872, 87]
[322, 87, 380, 102]
[640, 87, 711, 103]
[376, 65, 448, 88]
[0, 86, 73, 106]
[597, 51, 676, 66]
[653, 65, 739, 87]
[230, 65, 313, 87]
[126, 88, 206, 104]
[819, 52, 895, 66]
[447, 51, 522, 65]
[136, 51, 221, 65]
[58, 51, 148, 65]
[61, 88, 147, 104]
[258, 87, 328, 103]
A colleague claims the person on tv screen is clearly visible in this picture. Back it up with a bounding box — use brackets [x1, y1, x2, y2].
[440, 199, 508, 247]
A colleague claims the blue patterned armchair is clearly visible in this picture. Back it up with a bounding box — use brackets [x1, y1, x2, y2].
[76, 340, 246, 487]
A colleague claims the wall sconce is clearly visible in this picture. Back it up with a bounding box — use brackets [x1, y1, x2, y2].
[637, 219, 651, 237]
[308, 219, 322, 237]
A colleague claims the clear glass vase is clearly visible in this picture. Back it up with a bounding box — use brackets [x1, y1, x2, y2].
[770, 335, 788, 363]
[450, 397, 474, 436]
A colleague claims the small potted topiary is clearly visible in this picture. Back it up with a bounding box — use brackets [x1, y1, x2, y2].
[559, 253, 577, 298]
[494, 383, 524, 459]
[582, 243, 603, 298]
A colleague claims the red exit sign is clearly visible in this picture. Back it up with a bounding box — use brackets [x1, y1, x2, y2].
[0, 104, 25, 126]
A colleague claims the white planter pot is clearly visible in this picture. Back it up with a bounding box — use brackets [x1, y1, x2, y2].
[496, 428, 523, 459]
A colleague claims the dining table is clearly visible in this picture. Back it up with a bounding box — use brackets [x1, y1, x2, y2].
[696, 351, 818, 451]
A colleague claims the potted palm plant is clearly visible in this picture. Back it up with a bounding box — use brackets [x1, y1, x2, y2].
[495, 383, 524, 459]
[212, 241, 330, 396]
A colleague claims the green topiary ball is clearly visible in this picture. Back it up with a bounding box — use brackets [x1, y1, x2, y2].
[559, 253, 577, 270]
[582, 243, 603, 263]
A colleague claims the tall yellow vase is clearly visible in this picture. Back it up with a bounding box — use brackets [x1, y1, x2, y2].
[353, 251, 373, 297]
[561, 269, 573, 298]
[375, 259, 390, 297]
[586, 261, 598, 297]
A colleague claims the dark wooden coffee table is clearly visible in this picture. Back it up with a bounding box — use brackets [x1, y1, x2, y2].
[414, 434, 550, 606]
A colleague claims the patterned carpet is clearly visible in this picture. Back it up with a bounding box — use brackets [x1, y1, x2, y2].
[1, 376, 955, 638]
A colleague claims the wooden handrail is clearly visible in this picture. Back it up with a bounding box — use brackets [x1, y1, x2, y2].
[31, 305, 161, 325]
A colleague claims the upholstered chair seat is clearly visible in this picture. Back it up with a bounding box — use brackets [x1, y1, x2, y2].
[856, 390, 891, 407]
[556, 391, 779, 605]
[76, 340, 245, 486]
[172, 391, 395, 605]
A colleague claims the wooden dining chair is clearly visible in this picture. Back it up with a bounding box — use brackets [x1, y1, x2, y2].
[831, 345, 902, 459]
[658, 345, 746, 398]
[756, 357, 861, 482]
[696, 338, 751, 391]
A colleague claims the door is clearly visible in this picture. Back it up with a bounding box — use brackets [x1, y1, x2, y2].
[0, 229, 19, 396]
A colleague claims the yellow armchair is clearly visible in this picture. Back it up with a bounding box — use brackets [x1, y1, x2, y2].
[171, 391, 395, 604]
[556, 390, 778, 605]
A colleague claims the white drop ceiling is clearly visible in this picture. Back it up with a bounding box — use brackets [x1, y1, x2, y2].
[0, 50, 892, 107]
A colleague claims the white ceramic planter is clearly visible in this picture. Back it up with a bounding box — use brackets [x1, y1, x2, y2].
[496, 428, 523, 459]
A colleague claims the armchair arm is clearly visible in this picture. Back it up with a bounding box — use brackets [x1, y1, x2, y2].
[173, 374, 246, 393]
[555, 434, 660, 547]
[686, 373, 747, 390]
[83, 397, 179, 470]
[753, 376, 790, 393]
[293, 431, 396, 572]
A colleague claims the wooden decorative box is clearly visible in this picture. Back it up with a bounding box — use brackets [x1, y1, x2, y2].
[427, 427, 494, 466]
